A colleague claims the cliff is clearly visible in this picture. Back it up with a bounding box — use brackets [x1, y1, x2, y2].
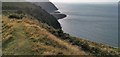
[2, 2, 119, 56]
[34, 2, 58, 13]
[34, 2, 67, 19]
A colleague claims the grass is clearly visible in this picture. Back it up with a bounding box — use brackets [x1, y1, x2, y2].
[2, 14, 88, 55]
[2, 6, 119, 56]
[37, 15, 120, 56]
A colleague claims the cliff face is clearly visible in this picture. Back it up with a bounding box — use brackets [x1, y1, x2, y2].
[34, 2, 67, 19]
[2, 2, 61, 29]
[34, 2, 58, 13]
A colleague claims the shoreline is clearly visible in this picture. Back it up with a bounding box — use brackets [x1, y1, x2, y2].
[55, 8, 117, 48]
[51, 13, 67, 19]
[35, 0, 119, 51]
[54, 3, 118, 48]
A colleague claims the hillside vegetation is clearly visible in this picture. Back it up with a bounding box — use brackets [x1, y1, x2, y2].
[2, 2, 61, 29]
[2, 2, 119, 57]
[2, 13, 88, 55]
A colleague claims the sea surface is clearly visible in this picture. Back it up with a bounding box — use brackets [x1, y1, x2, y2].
[53, 2, 118, 47]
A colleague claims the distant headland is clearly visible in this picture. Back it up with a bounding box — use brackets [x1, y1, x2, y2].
[34, 2, 67, 19]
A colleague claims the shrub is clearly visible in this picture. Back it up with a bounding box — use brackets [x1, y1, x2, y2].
[91, 47, 101, 54]
[8, 14, 24, 19]
[81, 43, 90, 51]
[45, 41, 53, 45]
[16, 10, 23, 14]
[73, 40, 81, 46]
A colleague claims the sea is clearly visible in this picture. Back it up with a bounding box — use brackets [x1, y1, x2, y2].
[53, 2, 118, 47]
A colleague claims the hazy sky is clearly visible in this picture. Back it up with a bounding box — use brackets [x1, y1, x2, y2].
[49, 0, 119, 3]
[3, 0, 119, 3]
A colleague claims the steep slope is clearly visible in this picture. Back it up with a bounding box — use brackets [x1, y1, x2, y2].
[34, 2, 58, 13]
[2, 14, 88, 55]
[34, 2, 67, 19]
[2, 2, 61, 29]
[2, 13, 119, 56]
[2, 2, 119, 56]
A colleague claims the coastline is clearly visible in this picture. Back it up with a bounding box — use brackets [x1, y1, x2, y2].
[34, 2, 67, 19]
[54, 2, 118, 47]
[2, 1, 119, 55]
[51, 13, 67, 19]
[52, 3, 119, 50]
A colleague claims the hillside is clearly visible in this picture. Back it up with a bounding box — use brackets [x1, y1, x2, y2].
[2, 2, 119, 57]
[2, 14, 88, 55]
[2, 2, 61, 29]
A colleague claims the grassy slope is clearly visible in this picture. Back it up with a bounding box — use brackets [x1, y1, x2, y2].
[2, 15, 88, 55]
[2, 13, 119, 56]
[2, 2, 119, 56]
